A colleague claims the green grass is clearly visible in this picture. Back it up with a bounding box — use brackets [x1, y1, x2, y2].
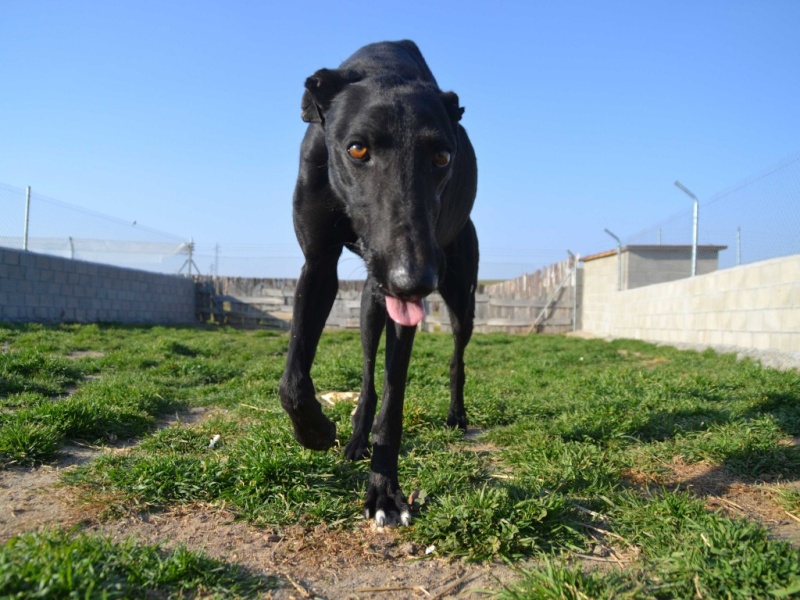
[610, 491, 800, 598]
[497, 492, 800, 599]
[0, 529, 274, 598]
[2, 322, 800, 597]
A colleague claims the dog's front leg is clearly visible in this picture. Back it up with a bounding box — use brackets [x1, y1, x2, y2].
[344, 276, 384, 461]
[364, 319, 416, 526]
[279, 255, 340, 450]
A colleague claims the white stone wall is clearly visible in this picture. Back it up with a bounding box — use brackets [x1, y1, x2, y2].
[581, 254, 800, 352]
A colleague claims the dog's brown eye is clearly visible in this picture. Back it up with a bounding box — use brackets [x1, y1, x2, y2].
[348, 144, 369, 160]
[433, 150, 451, 167]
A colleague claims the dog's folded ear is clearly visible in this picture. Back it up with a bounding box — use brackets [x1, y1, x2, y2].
[301, 68, 359, 124]
[441, 91, 465, 123]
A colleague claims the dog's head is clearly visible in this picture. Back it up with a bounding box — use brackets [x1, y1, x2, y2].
[301, 69, 464, 326]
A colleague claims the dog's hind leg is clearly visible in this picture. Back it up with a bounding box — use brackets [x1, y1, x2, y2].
[439, 220, 479, 431]
[364, 320, 416, 526]
[279, 254, 340, 450]
[344, 276, 385, 461]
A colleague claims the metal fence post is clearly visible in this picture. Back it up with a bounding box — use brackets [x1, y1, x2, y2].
[691, 196, 699, 276]
[23, 186, 31, 250]
[675, 181, 698, 277]
[737, 226, 741, 265]
[604, 228, 622, 291]
[572, 253, 580, 331]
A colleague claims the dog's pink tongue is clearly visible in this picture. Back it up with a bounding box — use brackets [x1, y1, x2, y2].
[385, 296, 425, 327]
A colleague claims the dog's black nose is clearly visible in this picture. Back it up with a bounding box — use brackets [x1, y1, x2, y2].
[387, 265, 438, 298]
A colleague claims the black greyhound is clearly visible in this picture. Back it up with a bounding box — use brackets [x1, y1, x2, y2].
[279, 40, 478, 526]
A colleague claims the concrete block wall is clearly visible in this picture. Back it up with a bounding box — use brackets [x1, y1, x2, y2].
[0, 247, 196, 324]
[581, 254, 800, 352]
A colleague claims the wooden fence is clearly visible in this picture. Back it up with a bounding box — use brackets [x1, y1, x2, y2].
[195, 257, 580, 334]
[423, 256, 580, 334]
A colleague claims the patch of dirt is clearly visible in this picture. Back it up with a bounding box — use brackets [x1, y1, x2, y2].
[88, 506, 520, 599]
[0, 444, 98, 541]
[66, 350, 106, 360]
[615, 348, 669, 369]
[461, 428, 501, 456]
[574, 330, 800, 373]
[0, 407, 209, 543]
[1, 465, 524, 598]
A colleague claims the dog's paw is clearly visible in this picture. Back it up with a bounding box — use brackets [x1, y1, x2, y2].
[446, 411, 468, 431]
[364, 479, 412, 527]
[285, 402, 336, 451]
[368, 507, 412, 528]
[343, 434, 370, 461]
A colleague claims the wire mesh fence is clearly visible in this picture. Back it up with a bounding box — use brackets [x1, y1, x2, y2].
[626, 154, 800, 269]
[3, 152, 799, 280]
[188, 242, 303, 279]
[0, 183, 24, 242]
[0, 182, 192, 274]
[0, 180, 566, 279]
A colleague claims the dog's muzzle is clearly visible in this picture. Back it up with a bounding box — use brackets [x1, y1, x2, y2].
[384, 264, 438, 327]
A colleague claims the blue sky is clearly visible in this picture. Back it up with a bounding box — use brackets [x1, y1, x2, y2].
[2, 1, 798, 279]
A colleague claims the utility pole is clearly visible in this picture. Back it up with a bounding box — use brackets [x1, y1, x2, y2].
[178, 239, 200, 276]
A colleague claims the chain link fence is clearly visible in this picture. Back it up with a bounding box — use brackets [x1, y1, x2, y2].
[626, 154, 800, 269]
